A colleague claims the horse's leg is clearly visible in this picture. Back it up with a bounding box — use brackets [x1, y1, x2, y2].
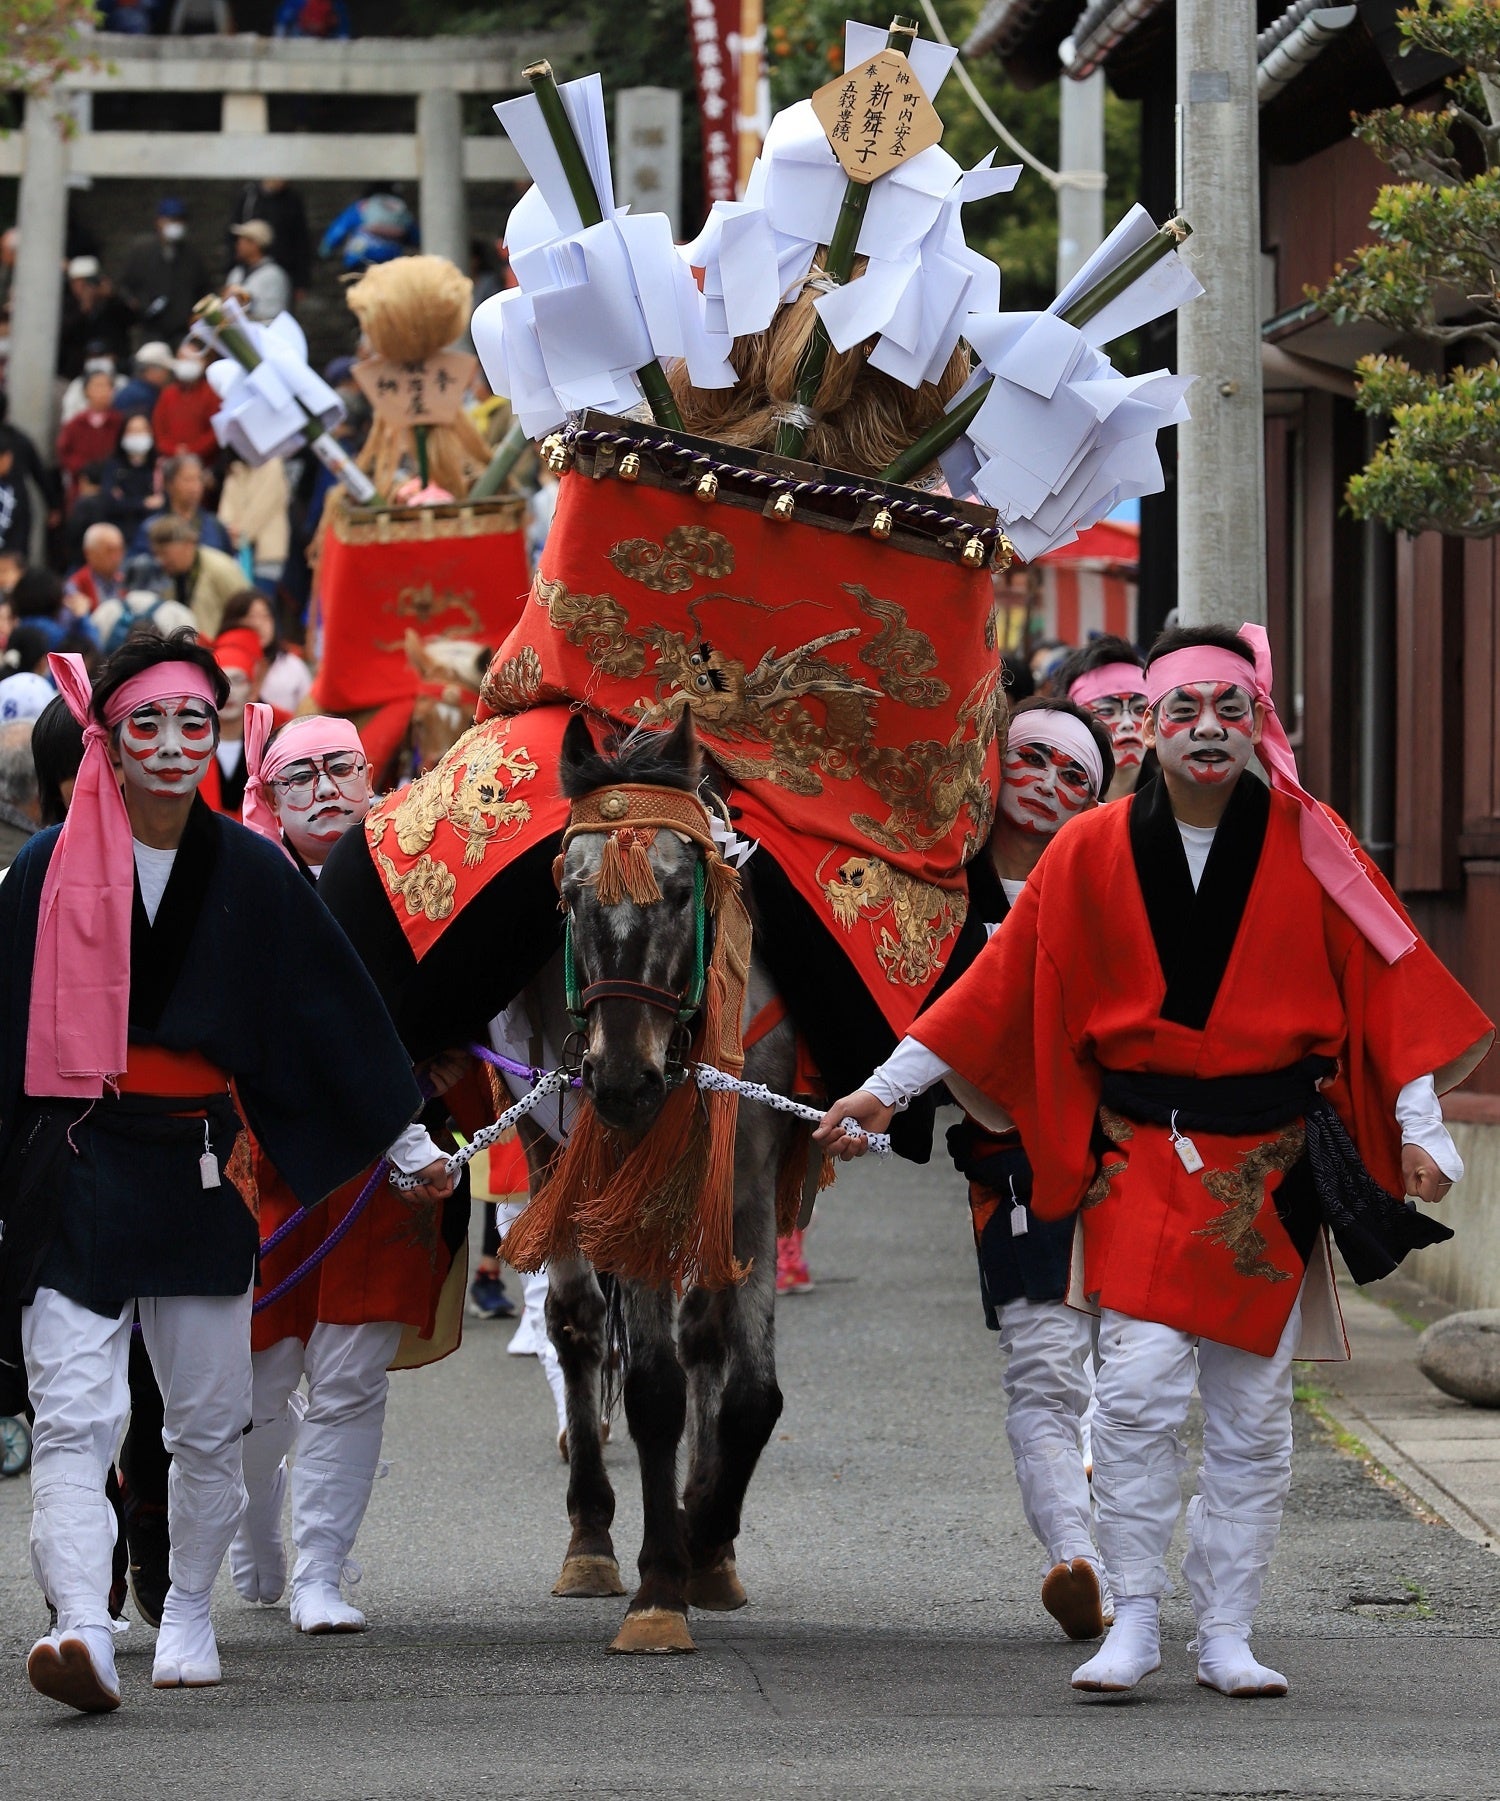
[682, 1093, 791, 1612]
[546, 1254, 626, 1599]
[609, 1281, 694, 1654]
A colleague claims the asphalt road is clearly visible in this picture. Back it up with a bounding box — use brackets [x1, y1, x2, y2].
[3, 1151, 1499, 1800]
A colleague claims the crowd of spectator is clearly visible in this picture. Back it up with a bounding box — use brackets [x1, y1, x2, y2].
[0, 179, 559, 876]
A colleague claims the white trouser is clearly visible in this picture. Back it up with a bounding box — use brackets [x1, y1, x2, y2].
[249, 1321, 402, 1590]
[1090, 1299, 1302, 1640]
[495, 1199, 568, 1433]
[997, 1297, 1098, 1570]
[24, 1284, 253, 1623]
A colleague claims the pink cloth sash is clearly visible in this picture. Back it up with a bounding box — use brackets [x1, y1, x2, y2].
[1145, 626, 1416, 964]
[241, 703, 366, 862]
[26, 655, 220, 1099]
[1069, 660, 1147, 708]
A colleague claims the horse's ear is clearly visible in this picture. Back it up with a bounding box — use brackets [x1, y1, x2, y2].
[663, 705, 700, 777]
[406, 629, 435, 680]
[561, 712, 597, 776]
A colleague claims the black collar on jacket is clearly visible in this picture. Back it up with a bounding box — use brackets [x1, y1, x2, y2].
[1128, 770, 1269, 1032]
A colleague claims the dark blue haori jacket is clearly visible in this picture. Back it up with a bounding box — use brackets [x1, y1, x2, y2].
[0, 798, 422, 1327]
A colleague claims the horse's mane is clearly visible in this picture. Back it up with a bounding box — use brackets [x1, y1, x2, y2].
[560, 722, 703, 801]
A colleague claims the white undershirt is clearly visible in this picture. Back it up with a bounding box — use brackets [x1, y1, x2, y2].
[132, 840, 177, 926]
[1177, 819, 1217, 890]
[215, 738, 243, 776]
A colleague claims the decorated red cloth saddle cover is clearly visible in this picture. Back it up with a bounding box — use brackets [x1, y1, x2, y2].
[362, 468, 1002, 1034]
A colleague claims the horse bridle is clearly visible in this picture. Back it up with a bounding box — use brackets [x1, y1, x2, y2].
[557, 784, 717, 1042]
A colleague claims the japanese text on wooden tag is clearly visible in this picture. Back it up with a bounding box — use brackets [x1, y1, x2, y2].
[810, 49, 943, 185]
[354, 351, 477, 428]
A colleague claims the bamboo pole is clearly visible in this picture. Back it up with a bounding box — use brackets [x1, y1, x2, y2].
[880, 216, 1192, 485]
[469, 419, 531, 499]
[773, 15, 921, 461]
[523, 60, 684, 432]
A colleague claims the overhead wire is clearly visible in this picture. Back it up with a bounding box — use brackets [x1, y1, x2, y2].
[914, 0, 1108, 193]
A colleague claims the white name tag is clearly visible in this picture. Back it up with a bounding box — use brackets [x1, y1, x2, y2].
[1010, 1202, 1029, 1237]
[1169, 1109, 1204, 1174]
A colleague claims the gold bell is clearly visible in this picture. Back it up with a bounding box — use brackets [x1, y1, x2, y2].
[696, 471, 719, 502]
[870, 508, 893, 540]
[771, 490, 795, 521]
[994, 531, 1016, 572]
[541, 433, 572, 474]
[961, 534, 989, 569]
[618, 451, 641, 482]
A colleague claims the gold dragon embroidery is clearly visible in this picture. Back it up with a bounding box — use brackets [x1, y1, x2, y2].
[479, 644, 555, 717]
[608, 524, 736, 594]
[533, 575, 646, 677]
[818, 852, 967, 987]
[851, 669, 1001, 857]
[1194, 1125, 1305, 1283]
[1084, 1109, 1134, 1208]
[850, 584, 949, 709]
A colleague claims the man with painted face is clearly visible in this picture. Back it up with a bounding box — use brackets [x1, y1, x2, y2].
[818, 623, 1492, 1702]
[1055, 633, 1152, 802]
[952, 697, 1115, 1642]
[0, 632, 440, 1714]
[231, 707, 472, 1634]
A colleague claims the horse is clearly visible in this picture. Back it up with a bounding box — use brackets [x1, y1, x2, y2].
[512, 711, 810, 1654]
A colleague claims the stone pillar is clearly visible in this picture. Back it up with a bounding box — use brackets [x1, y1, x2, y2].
[10, 91, 70, 456]
[1057, 72, 1104, 292]
[417, 87, 469, 275]
[1175, 0, 1266, 625]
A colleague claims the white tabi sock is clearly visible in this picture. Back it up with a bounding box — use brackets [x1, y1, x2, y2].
[1195, 1632, 1288, 1698]
[1070, 1595, 1161, 1692]
[152, 1583, 221, 1688]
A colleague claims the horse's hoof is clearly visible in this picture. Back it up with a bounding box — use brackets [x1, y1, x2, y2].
[686, 1557, 748, 1612]
[608, 1607, 697, 1654]
[553, 1554, 628, 1599]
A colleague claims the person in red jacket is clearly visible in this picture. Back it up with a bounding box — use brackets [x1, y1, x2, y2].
[151, 350, 220, 463]
[819, 622, 1493, 1704]
[55, 372, 123, 509]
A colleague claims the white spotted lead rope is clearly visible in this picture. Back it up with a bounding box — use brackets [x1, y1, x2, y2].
[387, 1063, 890, 1191]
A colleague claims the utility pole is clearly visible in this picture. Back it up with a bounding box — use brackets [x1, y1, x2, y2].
[1056, 71, 1105, 291]
[1175, 0, 1265, 624]
[10, 92, 70, 464]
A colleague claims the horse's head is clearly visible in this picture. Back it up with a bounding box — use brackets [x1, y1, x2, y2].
[557, 710, 716, 1135]
[407, 630, 489, 770]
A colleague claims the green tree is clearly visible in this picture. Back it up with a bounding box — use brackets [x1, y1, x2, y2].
[1316, 0, 1500, 538]
[1, 0, 102, 129]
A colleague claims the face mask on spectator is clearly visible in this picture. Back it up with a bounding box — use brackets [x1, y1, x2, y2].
[122, 432, 154, 457]
[173, 358, 203, 384]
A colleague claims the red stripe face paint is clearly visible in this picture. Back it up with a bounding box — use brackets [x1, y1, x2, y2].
[999, 743, 1095, 837]
[1152, 681, 1256, 788]
[118, 699, 217, 800]
[1081, 690, 1148, 771]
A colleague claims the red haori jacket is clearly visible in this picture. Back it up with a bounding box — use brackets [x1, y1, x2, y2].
[912, 777, 1492, 1357]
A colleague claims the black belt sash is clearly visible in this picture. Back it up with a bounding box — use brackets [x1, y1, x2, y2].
[1098, 1057, 1453, 1284]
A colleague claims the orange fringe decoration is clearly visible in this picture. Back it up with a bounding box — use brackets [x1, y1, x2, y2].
[503, 789, 756, 1293]
[593, 828, 663, 908]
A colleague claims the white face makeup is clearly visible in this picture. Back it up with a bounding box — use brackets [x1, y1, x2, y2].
[1149, 681, 1259, 788]
[116, 698, 217, 801]
[999, 741, 1095, 837]
[270, 753, 373, 865]
[1082, 691, 1148, 772]
[219, 668, 253, 728]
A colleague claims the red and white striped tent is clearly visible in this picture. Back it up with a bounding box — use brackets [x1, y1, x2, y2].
[1038, 516, 1139, 645]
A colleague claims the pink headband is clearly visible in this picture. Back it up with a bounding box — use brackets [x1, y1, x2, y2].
[27, 656, 221, 1099]
[1006, 709, 1106, 801]
[1143, 647, 1257, 710]
[242, 704, 367, 859]
[1145, 626, 1416, 963]
[1069, 661, 1148, 709]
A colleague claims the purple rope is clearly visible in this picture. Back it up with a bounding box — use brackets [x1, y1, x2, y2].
[467, 1041, 580, 1089]
[252, 1158, 390, 1315]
